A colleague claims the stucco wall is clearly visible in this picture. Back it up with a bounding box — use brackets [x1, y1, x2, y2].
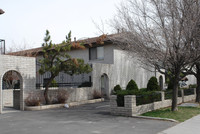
[0, 55, 36, 113]
[186, 75, 196, 86]
[92, 48, 166, 98]
[67, 44, 114, 64]
[113, 49, 161, 89]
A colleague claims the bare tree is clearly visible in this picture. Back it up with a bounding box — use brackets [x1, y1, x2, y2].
[3, 71, 20, 89]
[110, 0, 200, 111]
[6, 40, 34, 53]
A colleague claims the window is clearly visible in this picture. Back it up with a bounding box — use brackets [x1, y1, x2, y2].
[89, 47, 97, 60]
[97, 47, 104, 60]
[89, 46, 104, 60]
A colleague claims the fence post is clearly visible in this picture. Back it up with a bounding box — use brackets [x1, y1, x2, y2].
[194, 88, 196, 96]
[110, 95, 117, 115]
[181, 89, 184, 103]
[161, 91, 165, 101]
[125, 95, 136, 116]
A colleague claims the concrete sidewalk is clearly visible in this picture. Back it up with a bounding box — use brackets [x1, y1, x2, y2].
[158, 114, 200, 134]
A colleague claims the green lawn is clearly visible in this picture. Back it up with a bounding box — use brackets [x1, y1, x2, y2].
[141, 106, 200, 122]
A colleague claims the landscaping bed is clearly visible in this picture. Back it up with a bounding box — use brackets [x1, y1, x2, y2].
[25, 98, 104, 111]
[141, 106, 200, 122]
[113, 77, 162, 107]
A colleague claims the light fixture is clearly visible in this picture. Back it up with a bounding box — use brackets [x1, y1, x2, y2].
[0, 9, 5, 15]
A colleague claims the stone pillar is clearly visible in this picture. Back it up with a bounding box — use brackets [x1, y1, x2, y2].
[20, 89, 24, 111]
[161, 92, 165, 101]
[0, 83, 2, 114]
[125, 95, 136, 116]
[194, 88, 196, 96]
[110, 95, 117, 115]
[19, 78, 24, 111]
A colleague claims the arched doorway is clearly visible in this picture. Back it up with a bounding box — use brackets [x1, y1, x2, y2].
[101, 73, 109, 98]
[159, 75, 164, 90]
[1, 70, 23, 112]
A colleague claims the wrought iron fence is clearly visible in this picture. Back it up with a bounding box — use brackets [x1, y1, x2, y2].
[136, 92, 161, 106]
[36, 61, 92, 89]
[184, 88, 195, 96]
[165, 90, 182, 100]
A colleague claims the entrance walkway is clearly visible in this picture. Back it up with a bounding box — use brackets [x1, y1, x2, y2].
[2, 107, 20, 114]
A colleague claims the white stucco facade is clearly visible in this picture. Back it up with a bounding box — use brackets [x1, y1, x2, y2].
[91, 47, 166, 98]
[33, 43, 197, 98]
[36, 43, 161, 98]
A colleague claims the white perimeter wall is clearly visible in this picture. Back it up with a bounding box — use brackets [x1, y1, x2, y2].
[0, 55, 36, 112]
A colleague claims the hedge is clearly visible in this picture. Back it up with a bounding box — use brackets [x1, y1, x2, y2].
[113, 85, 122, 92]
[115, 90, 161, 106]
[126, 79, 139, 91]
[147, 77, 159, 91]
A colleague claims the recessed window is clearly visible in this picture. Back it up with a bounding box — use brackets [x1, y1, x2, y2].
[89, 46, 104, 60]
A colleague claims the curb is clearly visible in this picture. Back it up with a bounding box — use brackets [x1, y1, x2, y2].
[131, 115, 179, 123]
[69, 98, 104, 107]
[25, 98, 104, 111]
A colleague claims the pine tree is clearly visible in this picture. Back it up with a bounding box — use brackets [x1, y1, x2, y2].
[39, 30, 92, 104]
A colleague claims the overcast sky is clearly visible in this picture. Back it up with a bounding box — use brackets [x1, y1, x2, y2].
[0, 0, 122, 51]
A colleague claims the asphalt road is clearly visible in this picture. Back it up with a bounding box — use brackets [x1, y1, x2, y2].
[0, 101, 176, 134]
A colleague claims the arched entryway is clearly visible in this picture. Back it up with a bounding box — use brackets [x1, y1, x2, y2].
[1, 70, 23, 112]
[159, 75, 164, 90]
[100, 73, 109, 99]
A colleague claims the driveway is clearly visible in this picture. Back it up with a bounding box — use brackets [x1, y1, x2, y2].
[0, 101, 175, 134]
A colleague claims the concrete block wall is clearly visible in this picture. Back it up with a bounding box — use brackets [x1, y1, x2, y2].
[0, 55, 36, 113]
[110, 95, 136, 116]
[110, 89, 196, 116]
[24, 87, 94, 105]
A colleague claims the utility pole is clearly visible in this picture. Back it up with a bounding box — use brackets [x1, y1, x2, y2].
[0, 9, 5, 54]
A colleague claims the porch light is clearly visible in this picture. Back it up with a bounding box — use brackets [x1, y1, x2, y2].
[0, 9, 5, 15]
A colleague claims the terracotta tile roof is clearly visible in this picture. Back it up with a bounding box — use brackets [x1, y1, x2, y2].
[7, 47, 43, 57]
[7, 34, 117, 57]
